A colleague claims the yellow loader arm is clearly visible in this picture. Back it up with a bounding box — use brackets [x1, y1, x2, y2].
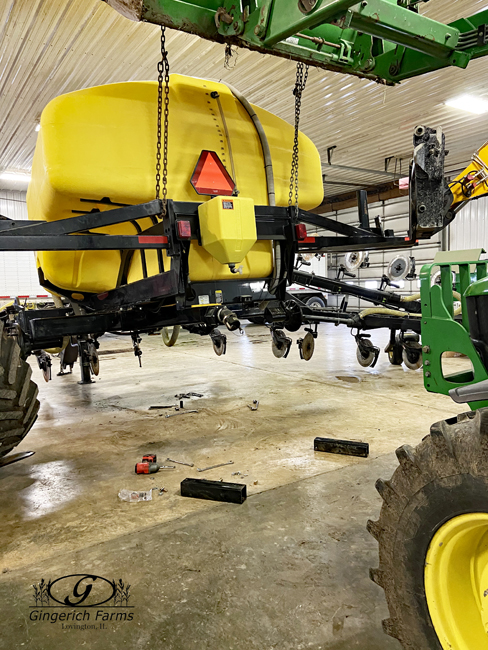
[450, 141, 488, 208]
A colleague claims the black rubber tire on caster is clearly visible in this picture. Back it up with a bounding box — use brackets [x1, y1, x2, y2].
[402, 346, 423, 370]
[0, 323, 40, 458]
[78, 340, 94, 384]
[387, 345, 403, 365]
[368, 408, 488, 649]
[356, 339, 376, 367]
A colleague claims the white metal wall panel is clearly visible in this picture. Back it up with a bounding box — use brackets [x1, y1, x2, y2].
[0, 190, 47, 298]
[324, 197, 441, 309]
[449, 196, 488, 253]
[308, 254, 327, 277]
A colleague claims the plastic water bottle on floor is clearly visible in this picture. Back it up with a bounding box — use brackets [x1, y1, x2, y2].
[118, 489, 152, 502]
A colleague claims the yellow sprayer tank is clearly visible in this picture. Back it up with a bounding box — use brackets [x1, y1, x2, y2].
[27, 74, 323, 297]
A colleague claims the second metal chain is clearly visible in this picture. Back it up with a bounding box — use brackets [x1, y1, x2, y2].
[288, 62, 309, 218]
[156, 25, 170, 216]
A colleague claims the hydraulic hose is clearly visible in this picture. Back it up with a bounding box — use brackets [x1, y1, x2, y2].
[224, 82, 281, 293]
[223, 82, 275, 206]
[360, 296, 462, 319]
[359, 307, 422, 319]
[400, 290, 461, 302]
[223, 83, 280, 293]
[401, 293, 420, 302]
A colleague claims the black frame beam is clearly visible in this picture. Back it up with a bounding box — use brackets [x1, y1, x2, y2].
[293, 269, 421, 313]
[0, 234, 168, 251]
[0, 198, 415, 254]
[1, 200, 163, 235]
[297, 235, 412, 253]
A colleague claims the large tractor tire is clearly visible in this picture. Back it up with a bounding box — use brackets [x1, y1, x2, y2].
[368, 408, 488, 650]
[0, 324, 40, 458]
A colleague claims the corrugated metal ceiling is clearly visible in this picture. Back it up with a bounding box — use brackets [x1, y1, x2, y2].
[1, 0, 488, 198]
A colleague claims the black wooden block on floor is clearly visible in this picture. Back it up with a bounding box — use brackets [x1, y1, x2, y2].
[181, 478, 247, 504]
[314, 437, 369, 458]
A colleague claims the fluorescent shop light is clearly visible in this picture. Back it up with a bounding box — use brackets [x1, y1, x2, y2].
[445, 94, 488, 115]
[0, 171, 32, 183]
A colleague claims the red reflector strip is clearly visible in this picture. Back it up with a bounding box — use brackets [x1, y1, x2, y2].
[295, 224, 307, 241]
[302, 237, 316, 243]
[177, 220, 192, 238]
[138, 236, 168, 244]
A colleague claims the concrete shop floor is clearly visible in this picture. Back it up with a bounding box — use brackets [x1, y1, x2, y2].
[0, 322, 461, 649]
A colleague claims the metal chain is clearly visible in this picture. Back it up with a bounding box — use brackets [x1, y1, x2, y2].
[288, 62, 309, 218]
[156, 25, 170, 215]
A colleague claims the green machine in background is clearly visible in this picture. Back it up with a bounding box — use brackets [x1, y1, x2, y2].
[420, 249, 488, 410]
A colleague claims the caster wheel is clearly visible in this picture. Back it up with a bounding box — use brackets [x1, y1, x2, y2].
[88, 341, 100, 376]
[298, 331, 315, 361]
[357, 339, 376, 367]
[388, 345, 403, 365]
[402, 347, 423, 370]
[271, 330, 291, 358]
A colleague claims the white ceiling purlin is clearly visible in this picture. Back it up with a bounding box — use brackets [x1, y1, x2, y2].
[0, 0, 487, 197]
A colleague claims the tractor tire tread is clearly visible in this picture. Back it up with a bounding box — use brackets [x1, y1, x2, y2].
[0, 330, 39, 458]
[368, 407, 488, 649]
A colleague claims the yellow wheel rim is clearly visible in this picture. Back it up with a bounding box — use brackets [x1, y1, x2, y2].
[425, 513, 488, 649]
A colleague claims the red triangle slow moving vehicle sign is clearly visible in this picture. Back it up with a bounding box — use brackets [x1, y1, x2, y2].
[190, 150, 236, 196]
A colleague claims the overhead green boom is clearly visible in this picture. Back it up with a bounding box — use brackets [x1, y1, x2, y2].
[104, 0, 488, 84]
